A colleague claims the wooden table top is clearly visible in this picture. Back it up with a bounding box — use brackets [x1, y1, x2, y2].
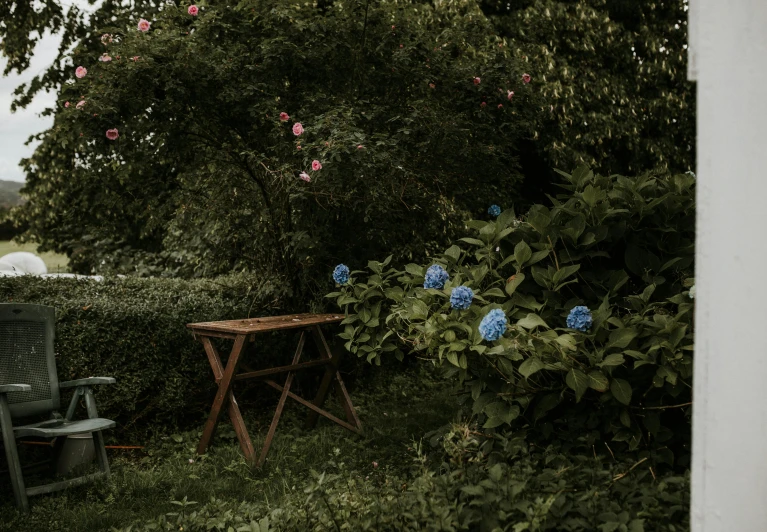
[187, 313, 345, 335]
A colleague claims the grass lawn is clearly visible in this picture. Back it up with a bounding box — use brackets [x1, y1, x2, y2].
[0, 365, 458, 531]
[0, 241, 69, 273]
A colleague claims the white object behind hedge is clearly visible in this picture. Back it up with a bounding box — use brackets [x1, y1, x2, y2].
[0, 252, 48, 275]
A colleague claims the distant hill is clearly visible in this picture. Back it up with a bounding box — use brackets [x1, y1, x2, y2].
[0, 180, 24, 209]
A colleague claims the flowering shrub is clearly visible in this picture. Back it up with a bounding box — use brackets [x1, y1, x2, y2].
[19, 0, 540, 287]
[566, 305, 592, 332]
[479, 309, 507, 341]
[332, 264, 350, 285]
[328, 166, 695, 455]
[450, 286, 474, 310]
[423, 264, 449, 289]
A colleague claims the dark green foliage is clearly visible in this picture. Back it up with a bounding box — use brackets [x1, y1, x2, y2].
[14, 0, 539, 290]
[329, 166, 695, 457]
[0, 274, 290, 433]
[483, 0, 694, 175]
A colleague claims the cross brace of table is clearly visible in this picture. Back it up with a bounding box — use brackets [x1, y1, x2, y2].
[193, 322, 361, 467]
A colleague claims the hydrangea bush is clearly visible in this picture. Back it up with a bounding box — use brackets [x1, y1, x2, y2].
[327, 166, 695, 458]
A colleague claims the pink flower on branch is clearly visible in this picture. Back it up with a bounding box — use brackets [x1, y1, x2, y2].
[299, 172, 311, 182]
[311, 160, 322, 171]
[292, 122, 304, 136]
[131, 56, 140, 62]
[75, 66, 87, 79]
[188, 5, 199, 15]
[101, 33, 113, 44]
[522, 73, 531, 84]
[473, 77, 481, 85]
[76, 100, 86, 109]
[279, 112, 290, 122]
[138, 19, 151, 32]
[99, 53, 112, 62]
[64, 102, 70, 108]
[106, 128, 119, 140]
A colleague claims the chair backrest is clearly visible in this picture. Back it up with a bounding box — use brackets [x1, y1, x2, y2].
[0, 304, 60, 418]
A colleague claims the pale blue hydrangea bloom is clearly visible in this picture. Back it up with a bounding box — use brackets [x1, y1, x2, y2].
[566, 306, 592, 332]
[424, 264, 449, 289]
[450, 286, 474, 310]
[333, 264, 350, 285]
[488, 204, 502, 217]
[479, 309, 507, 341]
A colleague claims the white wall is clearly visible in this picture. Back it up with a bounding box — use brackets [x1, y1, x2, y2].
[692, 1, 767, 530]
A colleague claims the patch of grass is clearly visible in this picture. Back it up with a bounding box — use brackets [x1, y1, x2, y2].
[0, 241, 69, 273]
[0, 364, 458, 531]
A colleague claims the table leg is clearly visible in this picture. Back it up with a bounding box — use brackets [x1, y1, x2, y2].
[306, 326, 362, 431]
[197, 334, 250, 460]
[256, 331, 306, 467]
[199, 337, 256, 461]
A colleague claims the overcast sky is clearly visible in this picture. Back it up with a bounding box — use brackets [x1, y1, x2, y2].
[0, 33, 61, 182]
[0, 0, 98, 182]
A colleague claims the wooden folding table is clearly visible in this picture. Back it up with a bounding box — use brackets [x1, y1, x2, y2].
[188, 313, 362, 467]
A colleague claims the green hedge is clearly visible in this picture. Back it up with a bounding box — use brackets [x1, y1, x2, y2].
[0, 275, 291, 434]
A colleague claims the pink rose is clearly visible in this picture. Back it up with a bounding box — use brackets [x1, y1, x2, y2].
[101, 33, 113, 44]
[311, 160, 322, 171]
[473, 77, 481, 85]
[106, 128, 119, 140]
[131, 56, 140, 62]
[299, 172, 311, 182]
[372, 461, 379, 468]
[357, 144, 364, 149]
[279, 112, 290, 122]
[429, 83, 435, 89]
[188, 5, 199, 15]
[391, 25, 395, 30]
[99, 53, 112, 62]
[507, 90, 514, 101]
[138, 19, 151, 32]
[522, 73, 531, 84]
[64, 102, 70, 108]
[296, 145, 301, 150]
[292, 122, 304, 136]
[480, 101, 486, 108]
[399, 44, 403, 48]
[497, 104, 503, 109]
[76, 100, 86, 109]
[75, 66, 87, 79]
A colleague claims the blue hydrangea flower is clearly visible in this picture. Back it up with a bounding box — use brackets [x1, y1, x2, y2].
[424, 264, 449, 289]
[332, 264, 350, 285]
[566, 305, 592, 332]
[488, 204, 502, 217]
[479, 309, 507, 341]
[450, 286, 474, 310]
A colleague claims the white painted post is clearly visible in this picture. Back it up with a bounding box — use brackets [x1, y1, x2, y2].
[692, 1, 767, 530]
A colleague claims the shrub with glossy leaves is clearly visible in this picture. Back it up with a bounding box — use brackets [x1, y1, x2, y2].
[328, 166, 695, 458]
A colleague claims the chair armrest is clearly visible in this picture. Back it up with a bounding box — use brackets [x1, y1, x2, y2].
[0, 384, 31, 394]
[60, 377, 116, 389]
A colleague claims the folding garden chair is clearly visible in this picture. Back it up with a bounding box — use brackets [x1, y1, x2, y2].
[0, 304, 116, 512]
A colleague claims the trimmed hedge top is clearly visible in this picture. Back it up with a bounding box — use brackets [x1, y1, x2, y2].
[0, 274, 290, 434]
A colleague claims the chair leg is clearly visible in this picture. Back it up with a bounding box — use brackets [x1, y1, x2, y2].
[0, 395, 28, 512]
[83, 389, 110, 477]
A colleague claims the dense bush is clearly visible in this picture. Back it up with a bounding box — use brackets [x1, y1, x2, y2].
[328, 166, 695, 459]
[482, 0, 694, 176]
[14, 0, 540, 291]
[117, 427, 690, 531]
[0, 274, 290, 433]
